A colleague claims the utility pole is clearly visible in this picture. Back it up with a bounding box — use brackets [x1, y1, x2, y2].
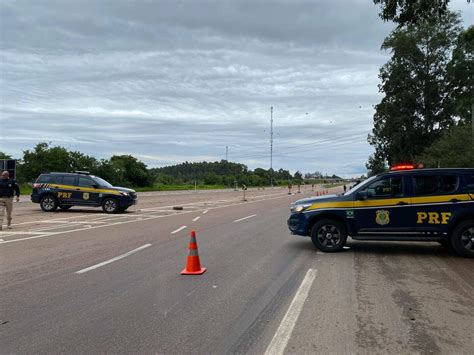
[226, 146, 228, 161]
[270, 106, 273, 187]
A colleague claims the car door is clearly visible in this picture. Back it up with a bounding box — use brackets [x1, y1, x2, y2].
[354, 174, 412, 234]
[56, 175, 77, 205]
[410, 173, 467, 233]
[76, 176, 100, 205]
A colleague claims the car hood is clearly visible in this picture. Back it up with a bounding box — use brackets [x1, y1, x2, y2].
[293, 194, 341, 205]
[108, 186, 136, 193]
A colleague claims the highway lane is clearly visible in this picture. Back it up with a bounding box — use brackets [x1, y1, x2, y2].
[1, 187, 473, 354]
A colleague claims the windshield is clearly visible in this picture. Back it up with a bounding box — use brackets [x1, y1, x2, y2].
[343, 175, 378, 196]
[93, 177, 114, 188]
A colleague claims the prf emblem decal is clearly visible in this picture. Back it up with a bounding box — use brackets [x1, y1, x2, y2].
[83, 192, 90, 200]
[375, 210, 390, 225]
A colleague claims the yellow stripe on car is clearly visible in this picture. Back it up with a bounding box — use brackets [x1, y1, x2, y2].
[50, 184, 122, 195]
[306, 194, 473, 211]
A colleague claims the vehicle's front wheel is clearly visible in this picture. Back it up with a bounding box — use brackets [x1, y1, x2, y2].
[40, 195, 58, 212]
[102, 197, 120, 214]
[451, 220, 474, 258]
[311, 218, 347, 252]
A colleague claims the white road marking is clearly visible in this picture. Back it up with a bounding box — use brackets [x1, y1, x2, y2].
[171, 225, 187, 234]
[0, 231, 50, 235]
[265, 269, 317, 355]
[234, 214, 257, 223]
[75, 244, 151, 274]
[2, 192, 298, 244]
[203, 210, 209, 214]
[192, 216, 201, 222]
[38, 220, 104, 225]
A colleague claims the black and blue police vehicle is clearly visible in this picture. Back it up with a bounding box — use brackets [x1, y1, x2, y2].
[31, 172, 137, 213]
[288, 167, 474, 258]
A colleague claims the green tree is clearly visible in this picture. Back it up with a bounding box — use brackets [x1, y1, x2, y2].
[109, 155, 153, 187]
[418, 123, 474, 167]
[447, 25, 474, 124]
[373, 0, 471, 26]
[366, 153, 388, 176]
[19, 143, 71, 182]
[0, 152, 12, 159]
[68, 151, 99, 173]
[293, 171, 303, 183]
[368, 11, 462, 165]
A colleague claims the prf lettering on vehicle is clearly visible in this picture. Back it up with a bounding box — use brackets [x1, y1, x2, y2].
[58, 192, 72, 199]
[417, 212, 452, 224]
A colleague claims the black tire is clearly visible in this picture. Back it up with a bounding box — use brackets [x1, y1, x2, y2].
[450, 220, 474, 258]
[40, 195, 58, 212]
[310, 218, 348, 252]
[102, 197, 120, 214]
[59, 205, 72, 211]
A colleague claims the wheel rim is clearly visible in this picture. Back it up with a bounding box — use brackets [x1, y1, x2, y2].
[42, 197, 55, 210]
[317, 224, 341, 247]
[104, 200, 117, 212]
[460, 227, 474, 252]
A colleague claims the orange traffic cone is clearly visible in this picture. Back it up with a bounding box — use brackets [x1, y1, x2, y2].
[181, 230, 207, 275]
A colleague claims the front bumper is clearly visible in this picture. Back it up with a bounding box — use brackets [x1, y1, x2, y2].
[119, 195, 138, 207]
[287, 212, 310, 236]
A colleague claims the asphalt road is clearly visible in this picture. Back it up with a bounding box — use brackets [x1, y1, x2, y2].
[0, 187, 472, 354]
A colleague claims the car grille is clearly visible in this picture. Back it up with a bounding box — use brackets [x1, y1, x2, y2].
[130, 192, 137, 200]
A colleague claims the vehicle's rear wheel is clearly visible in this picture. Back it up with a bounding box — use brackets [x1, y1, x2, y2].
[451, 220, 474, 258]
[102, 197, 119, 214]
[311, 218, 347, 252]
[40, 195, 58, 212]
[59, 205, 72, 211]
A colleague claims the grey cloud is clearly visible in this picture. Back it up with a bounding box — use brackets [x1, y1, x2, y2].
[0, 0, 471, 177]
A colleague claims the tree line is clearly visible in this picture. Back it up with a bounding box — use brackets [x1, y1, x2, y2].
[367, 0, 473, 175]
[0, 142, 305, 188]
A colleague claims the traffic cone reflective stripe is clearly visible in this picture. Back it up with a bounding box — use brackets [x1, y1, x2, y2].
[181, 230, 207, 275]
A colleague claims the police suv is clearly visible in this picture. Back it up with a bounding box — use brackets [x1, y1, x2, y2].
[288, 168, 474, 258]
[31, 172, 137, 213]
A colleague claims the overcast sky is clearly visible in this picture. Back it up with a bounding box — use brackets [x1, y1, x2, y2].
[0, 0, 472, 177]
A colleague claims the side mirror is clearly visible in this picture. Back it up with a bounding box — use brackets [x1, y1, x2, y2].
[356, 191, 368, 201]
[92, 184, 99, 188]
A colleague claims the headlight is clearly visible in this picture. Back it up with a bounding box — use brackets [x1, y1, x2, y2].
[293, 203, 312, 213]
[120, 191, 129, 196]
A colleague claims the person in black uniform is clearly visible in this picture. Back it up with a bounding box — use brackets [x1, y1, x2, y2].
[0, 171, 20, 230]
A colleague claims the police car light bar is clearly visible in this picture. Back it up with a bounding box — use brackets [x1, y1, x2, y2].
[390, 164, 414, 171]
[74, 171, 90, 175]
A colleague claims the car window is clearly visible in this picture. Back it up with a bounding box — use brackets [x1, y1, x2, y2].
[414, 175, 459, 195]
[61, 175, 76, 186]
[36, 174, 52, 183]
[93, 177, 114, 188]
[363, 176, 404, 198]
[466, 175, 474, 193]
[78, 177, 96, 188]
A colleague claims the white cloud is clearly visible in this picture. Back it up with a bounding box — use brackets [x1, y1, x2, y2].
[0, 0, 471, 177]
